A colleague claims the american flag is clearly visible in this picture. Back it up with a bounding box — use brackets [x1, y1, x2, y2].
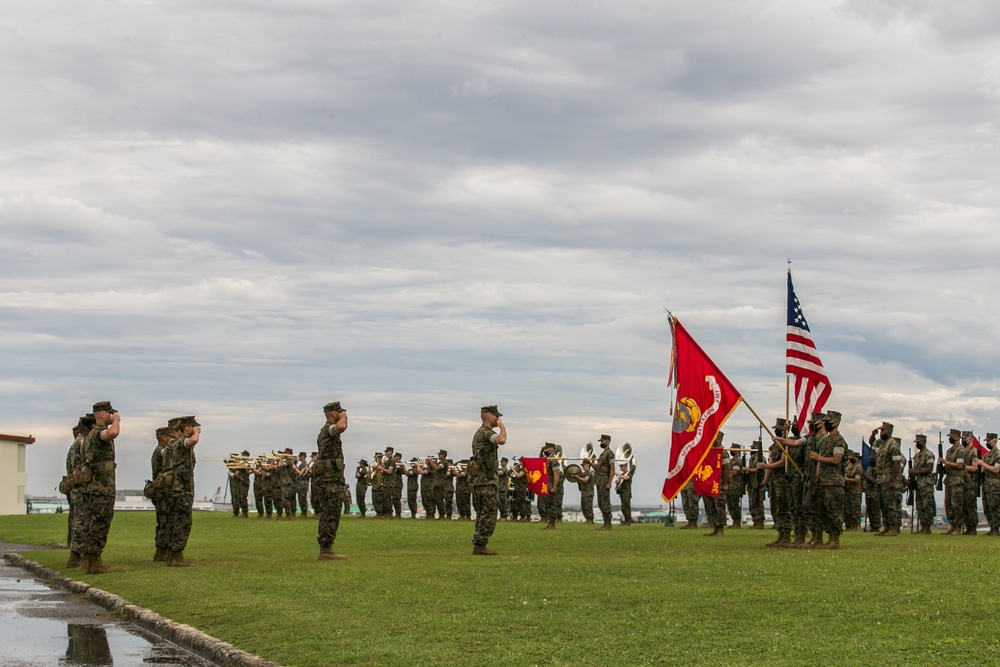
[786, 270, 831, 433]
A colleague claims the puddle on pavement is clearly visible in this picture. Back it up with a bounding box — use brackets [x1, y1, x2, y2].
[0, 561, 212, 667]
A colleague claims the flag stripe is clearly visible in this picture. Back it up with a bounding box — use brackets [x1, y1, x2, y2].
[786, 271, 831, 432]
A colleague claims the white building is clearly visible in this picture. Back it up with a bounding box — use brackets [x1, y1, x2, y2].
[0, 433, 36, 515]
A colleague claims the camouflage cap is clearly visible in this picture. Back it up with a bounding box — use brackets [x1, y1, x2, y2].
[385, 446, 395, 453]
[184, 415, 201, 427]
[92, 400, 117, 414]
[481, 405, 503, 417]
[310, 452, 318, 457]
[915, 434, 927, 445]
[949, 428, 961, 438]
[987, 433, 998, 441]
[167, 416, 186, 428]
[500, 457, 508, 462]
[77, 414, 96, 429]
[299, 451, 307, 457]
[284, 447, 293, 454]
[155, 427, 171, 437]
[359, 459, 368, 465]
[825, 410, 842, 423]
[323, 401, 343, 413]
[774, 417, 789, 429]
[543, 442, 556, 450]
[243, 450, 251, 456]
[846, 450, 857, 459]
[961, 430, 973, 439]
[438, 449, 448, 457]
[881, 421, 894, 431]
[599, 434, 611, 442]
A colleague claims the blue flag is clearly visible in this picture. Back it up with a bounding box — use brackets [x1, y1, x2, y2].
[861, 440, 872, 471]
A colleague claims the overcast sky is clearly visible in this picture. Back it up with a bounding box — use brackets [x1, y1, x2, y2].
[3, 1, 1000, 505]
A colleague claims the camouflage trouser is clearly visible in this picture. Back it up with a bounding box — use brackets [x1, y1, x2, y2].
[748, 489, 765, 525]
[701, 493, 726, 529]
[421, 481, 436, 518]
[431, 484, 447, 518]
[769, 480, 791, 532]
[537, 491, 549, 520]
[444, 484, 455, 518]
[388, 485, 402, 517]
[864, 489, 881, 531]
[231, 481, 249, 515]
[282, 483, 296, 516]
[497, 483, 510, 518]
[355, 484, 368, 516]
[596, 478, 613, 523]
[153, 494, 169, 550]
[619, 485, 632, 523]
[68, 490, 84, 552]
[786, 473, 806, 536]
[512, 486, 528, 520]
[681, 484, 699, 523]
[963, 483, 979, 529]
[725, 488, 742, 524]
[944, 482, 966, 529]
[844, 492, 862, 530]
[342, 492, 351, 515]
[816, 484, 844, 537]
[471, 484, 498, 546]
[162, 492, 194, 552]
[261, 480, 275, 516]
[456, 486, 472, 518]
[296, 480, 310, 514]
[552, 485, 564, 521]
[407, 485, 418, 517]
[580, 491, 594, 522]
[983, 480, 1000, 529]
[916, 483, 936, 529]
[78, 493, 115, 557]
[878, 483, 903, 530]
[372, 485, 385, 516]
[316, 479, 344, 549]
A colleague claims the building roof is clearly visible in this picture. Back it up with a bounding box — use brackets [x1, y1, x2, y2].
[0, 433, 36, 444]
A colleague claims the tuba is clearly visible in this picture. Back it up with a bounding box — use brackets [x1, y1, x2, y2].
[580, 442, 595, 464]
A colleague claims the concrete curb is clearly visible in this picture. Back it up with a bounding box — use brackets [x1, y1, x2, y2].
[3, 552, 282, 667]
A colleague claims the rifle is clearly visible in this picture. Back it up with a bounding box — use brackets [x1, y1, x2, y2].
[906, 448, 916, 533]
[935, 432, 946, 491]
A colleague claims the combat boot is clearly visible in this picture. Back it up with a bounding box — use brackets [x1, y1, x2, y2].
[944, 526, 957, 535]
[883, 527, 899, 537]
[765, 531, 790, 547]
[167, 551, 192, 567]
[704, 526, 720, 536]
[153, 548, 168, 562]
[86, 555, 118, 574]
[787, 532, 807, 548]
[806, 530, 824, 547]
[542, 519, 556, 530]
[965, 526, 978, 535]
[730, 519, 742, 529]
[683, 521, 699, 529]
[319, 548, 348, 560]
[472, 545, 498, 556]
[584, 519, 595, 525]
[241, 510, 248, 518]
[918, 526, 932, 535]
[752, 521, 765, 529]
[818, 534, 840, 550]
[66, 551, 81, 568]
[598, 520, 612, 531]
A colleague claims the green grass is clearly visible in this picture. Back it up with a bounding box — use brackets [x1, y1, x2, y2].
[2, 513, 998, 666]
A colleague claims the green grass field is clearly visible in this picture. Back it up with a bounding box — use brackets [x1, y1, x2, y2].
[1, 513, 997, 667]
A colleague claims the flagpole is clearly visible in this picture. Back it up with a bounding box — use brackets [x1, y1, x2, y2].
[741, 397, 803, 475]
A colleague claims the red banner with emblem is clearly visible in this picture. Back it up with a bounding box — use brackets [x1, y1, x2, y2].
[520, 457, 549, 496]
[692, 447, 722, 497]
[661, 317, 743, 501]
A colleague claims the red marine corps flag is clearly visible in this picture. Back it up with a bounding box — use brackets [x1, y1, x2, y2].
[661, 316, 744, 501]
[519, 457, 549, 496]
[692, 446, 723, 497]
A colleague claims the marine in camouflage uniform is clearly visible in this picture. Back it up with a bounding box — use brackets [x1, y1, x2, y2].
[419, 457, 436, 519]
[725, 449, 744, 528]
[871, 422, 903, 536]
[151, 427, 172, 562]
[510, 463, 529, 521]
[251, 465, 265, 517]
[229, 450, 251, 519]
[294, 452, 311, 517]
[594, 435, 615, 530]
[939, 428, 968, 534]
[862, 457, 882, 533]
[811, 410, 846, 549]
[454, 461, 472, 520]
[761, 418, 793, 547]
[162, 415, 200, 566]
[315, 401, 349, 560]
[575, 460, 596, 524]
[405, 460, 420, 518]
[616, 460, 635, 526]
[430, 451, 449, 519]
[842, 451, 863, 531]
[978, 433, 1000, 536]
[497, 458, 511, 520]
[443, 460, 457, 519]
[78, 401, 121, 574]
[746, 442, 766, 529]
[911, 435, 936, 534]
[354, 460, 371, 517]
[701, 434, 731, 537]
[64, 415, 94, 568]
[539, 443, 561, 529]
[279, 448, 298, 519]
[961, 431, 981, 535]
[387, 452, 404, 518]
[784, 420, 810, 545]
[471, 406, 506, 555]
[679, 479, 699, 528]
[370, 452, 387, 517]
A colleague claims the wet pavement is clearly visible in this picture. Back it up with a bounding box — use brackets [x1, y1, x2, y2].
[0, 544, 212, 667]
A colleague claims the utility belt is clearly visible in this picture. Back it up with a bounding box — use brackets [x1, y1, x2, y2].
[466, 458, 498, 480]
[312, 458, 345, 476]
